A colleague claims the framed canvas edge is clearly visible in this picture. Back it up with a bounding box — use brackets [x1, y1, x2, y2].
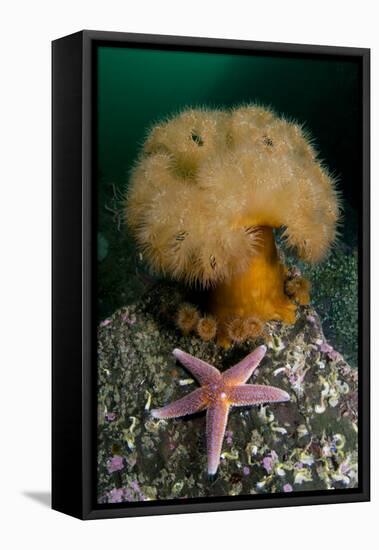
[52, 31, 85, 520]
[53, 29, 370, 520]
[58, 28, 370, 57]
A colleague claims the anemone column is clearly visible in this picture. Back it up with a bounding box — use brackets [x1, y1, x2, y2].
[208, 226, 296, 346]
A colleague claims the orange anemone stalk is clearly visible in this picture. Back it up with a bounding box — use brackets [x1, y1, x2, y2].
[208, 226, 296, 346]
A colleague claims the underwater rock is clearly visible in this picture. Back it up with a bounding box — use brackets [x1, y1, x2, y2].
[97, 283, 358, 503]
[302, 246, 358, 369]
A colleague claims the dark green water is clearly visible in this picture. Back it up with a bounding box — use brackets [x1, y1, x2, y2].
[96, 45, 360, 366]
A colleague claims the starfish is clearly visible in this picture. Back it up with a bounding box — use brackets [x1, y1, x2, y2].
[151, 345, 290, 475]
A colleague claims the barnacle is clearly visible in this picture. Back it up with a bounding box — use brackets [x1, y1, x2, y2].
[126, 105, 341, 346]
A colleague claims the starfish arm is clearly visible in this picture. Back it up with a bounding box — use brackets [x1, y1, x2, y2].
[206, 400, 230, 475]
[173, 348, 221, 386]
[151, 387, 208, 419]
[222, 345, 267, 386]
[226, 384, 290, 406]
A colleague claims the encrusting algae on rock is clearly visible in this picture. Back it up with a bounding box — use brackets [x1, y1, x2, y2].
[97, 283, 358, 503]
[125, 105, 341, 346]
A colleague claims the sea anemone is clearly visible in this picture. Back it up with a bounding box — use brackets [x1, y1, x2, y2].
[285, 277, 312, 305]
[126, 105, 341, 346]
[176, 303, 200, 335]
[243, 316, 265, 339]
[196, 316, 217, 342]
[225, 315, 264, 344]
[227, 317, 248, 344]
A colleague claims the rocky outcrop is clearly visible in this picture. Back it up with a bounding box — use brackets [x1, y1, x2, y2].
[97, 284, 358, 503]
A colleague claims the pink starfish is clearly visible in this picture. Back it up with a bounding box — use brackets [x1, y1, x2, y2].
[151, 345, 290, 475]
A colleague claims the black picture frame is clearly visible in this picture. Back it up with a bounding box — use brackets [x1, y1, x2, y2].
[52, 30, 370, 520]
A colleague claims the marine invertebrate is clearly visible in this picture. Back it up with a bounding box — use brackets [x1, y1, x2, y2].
[107, 455, 125, 474]
[285, 276, 311, 305]
[126, 106, 341, 345]
[176, 303, 200, 335]
[244, 316, 264, 339]
[196, 316, 217, 341]
[227, 317, 248, 344]
[151, 345, 289, 475]
[226, 315, 265, 344]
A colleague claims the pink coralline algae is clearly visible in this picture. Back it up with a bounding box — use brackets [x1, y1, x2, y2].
[283, 483, 293, 493]
[107, 455, 124, 474]
[106, 482, 146, 503]
[318, 341, 341, 362]
[122, 312, 136, 325]
[319, 342, 333, 354]
[105, 412, 117, 421]
[243, 466, 250, 476]
[124, 480, 146, 501]
[100, 318, 112, 327]
[225, 431, 233, 446]
[108, 488, 124, 503]
[129, 480, 141, 492]
[262, 450, 279, 473]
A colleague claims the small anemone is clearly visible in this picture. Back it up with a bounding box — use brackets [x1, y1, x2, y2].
[177, 303, 200, 335]
[285, 276, 311, 305]
[196, 316, 217, 342]
[227, 317, 248, 344]
[243, 316, 265, 339]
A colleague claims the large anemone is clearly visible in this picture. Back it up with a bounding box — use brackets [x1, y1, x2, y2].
[126, 105, 341, 346]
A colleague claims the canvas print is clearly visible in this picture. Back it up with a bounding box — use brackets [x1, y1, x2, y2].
[96, 45, 360, 505]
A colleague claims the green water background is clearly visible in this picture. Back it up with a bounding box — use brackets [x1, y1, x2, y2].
[96, 45, 360, 367]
